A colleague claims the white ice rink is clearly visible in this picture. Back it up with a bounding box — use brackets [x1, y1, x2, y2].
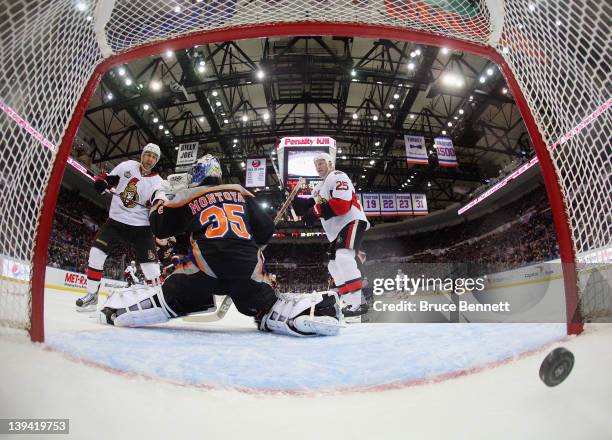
[1, 287, 611, 439]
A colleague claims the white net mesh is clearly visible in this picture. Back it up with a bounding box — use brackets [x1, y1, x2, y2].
[0, 0, 609, 334]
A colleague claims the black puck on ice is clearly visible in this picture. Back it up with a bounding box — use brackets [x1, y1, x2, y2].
[539, 347, 574, 387]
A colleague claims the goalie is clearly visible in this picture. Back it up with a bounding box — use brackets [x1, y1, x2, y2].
[98, 155, 341, 337]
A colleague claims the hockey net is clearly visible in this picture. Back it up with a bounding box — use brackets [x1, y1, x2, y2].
[0, 0, 609, 340]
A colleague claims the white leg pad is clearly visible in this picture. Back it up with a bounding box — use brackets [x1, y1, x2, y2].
[99, 285, 174, 327]
[260, 291, 342, 337]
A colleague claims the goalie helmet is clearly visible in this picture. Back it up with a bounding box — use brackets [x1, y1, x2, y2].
[313, 152, 334, 168]
[190, 154, 222, 187]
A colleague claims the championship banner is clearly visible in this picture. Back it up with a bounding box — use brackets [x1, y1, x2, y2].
[412, 193, 428, 215]
[175, 142, 199, 171]
[395, 193, 413, 216]
[361, 193, 381, 216]
[404, 135, 429, 165]
[245, 158, 266, 188]
[434, 137, 459, 167]
[380, 193, 397, 216]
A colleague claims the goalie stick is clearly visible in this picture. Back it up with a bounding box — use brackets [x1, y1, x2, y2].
[183, 178, 306, 323]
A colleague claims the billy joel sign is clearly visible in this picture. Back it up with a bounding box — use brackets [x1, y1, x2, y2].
[175, 142, 199, 172]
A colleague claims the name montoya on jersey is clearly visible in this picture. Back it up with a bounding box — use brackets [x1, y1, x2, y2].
[312, 170, 369, 241]
[149, 184, 274, 278]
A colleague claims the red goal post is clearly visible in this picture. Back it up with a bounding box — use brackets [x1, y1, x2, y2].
[0, 1, 609, 341]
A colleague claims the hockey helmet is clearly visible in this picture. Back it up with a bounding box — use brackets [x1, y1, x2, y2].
[190, 154, 222, 187]
[141, 143, 161, 170]
[313, 152, 334, 168]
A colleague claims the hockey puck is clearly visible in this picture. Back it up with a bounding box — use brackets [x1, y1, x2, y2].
[539, 347, 574, 387]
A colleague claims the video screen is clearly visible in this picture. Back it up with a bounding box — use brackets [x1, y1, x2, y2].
[287, 149, 327, 178]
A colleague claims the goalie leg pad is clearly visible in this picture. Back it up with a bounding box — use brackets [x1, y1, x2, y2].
[99, 285, 176, 327]
[260, 291, 342, 337]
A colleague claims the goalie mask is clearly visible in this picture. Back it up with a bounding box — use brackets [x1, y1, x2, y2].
[190, 154, 222, 187]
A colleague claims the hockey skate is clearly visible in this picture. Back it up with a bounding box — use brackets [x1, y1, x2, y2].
[75, 291, 98, 312]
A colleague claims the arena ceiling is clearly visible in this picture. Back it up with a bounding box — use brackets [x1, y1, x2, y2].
[78, 35, 533, 213]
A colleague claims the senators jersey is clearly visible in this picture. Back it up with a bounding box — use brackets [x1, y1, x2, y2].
[312, 170, 369, 241]
[107, 160, 164, 226]
[149, 184, 274, 279]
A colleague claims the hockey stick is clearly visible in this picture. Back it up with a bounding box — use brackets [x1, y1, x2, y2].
[273, 177, 306, 224]
[182, 178, 306, 324]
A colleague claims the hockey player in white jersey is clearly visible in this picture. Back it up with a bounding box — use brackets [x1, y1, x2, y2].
[124, 260, 140, 287]
[75, 143, 165, 312]
[292, 152, 370, 317]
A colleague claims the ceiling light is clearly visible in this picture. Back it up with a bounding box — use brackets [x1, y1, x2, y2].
[352, 113, 358, 120]
[197, 65, 205, 73]
[372, 115, 379, 121]
[459, 109, 464, 114]
[441, 47, 449, 54]
[374, 141, 380, 146]
[241, 115, 248, 122]
[117, 67, 126, 76]
[158, 124, 164, 129]
[164, 50, 174, 58]
[393, 93, 400, 99]
[479, 76, 486, 83]
[223, 119, 229, 123]
[198, 116, 204, 122]
[502, 87, 508, 94]
[389, 104, 394, 109]
[407, 62, 415, 70]
[150, 80, 162, 91]
[153, 117, 159, 123]
[215, 101, 222, 107]
[212, 90, 218, 97]
[447, 122, 453, 127]
[350, 69, 356, 77]
[415, 48, 422, 56]
[386, 113, 392, 118]
[124, 78, 132, 86]
[256, 70, 265, 80]
[142, 104, 150, 111]
[233, 139, 238, 143]
[442, 130, 447, 135]
[106, 93, 113, 100]
[369, 160, 375, 165]
[409, 114, 415, 119]
[486, 67, 494, 76]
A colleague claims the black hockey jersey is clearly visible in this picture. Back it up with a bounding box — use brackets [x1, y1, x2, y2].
[149, 184, 274, 279]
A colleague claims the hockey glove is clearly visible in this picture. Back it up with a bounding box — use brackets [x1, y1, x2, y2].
[93, 177, 109, 194]
[303, 205, 321, 226]
[292, 197, 315, 216]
